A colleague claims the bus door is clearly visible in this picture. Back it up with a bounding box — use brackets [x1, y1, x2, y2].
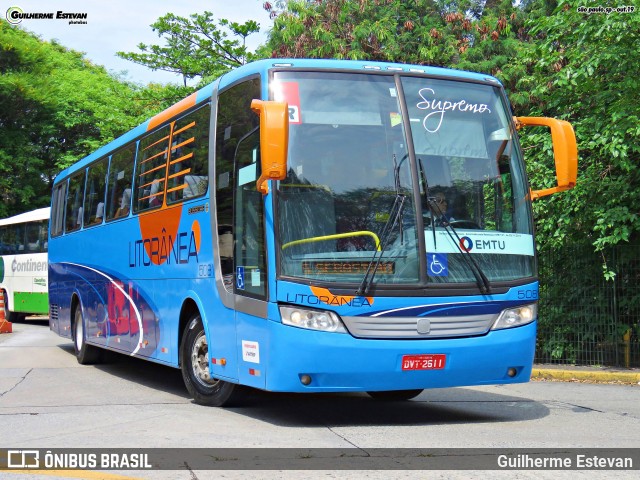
[232, 128, 268, 389]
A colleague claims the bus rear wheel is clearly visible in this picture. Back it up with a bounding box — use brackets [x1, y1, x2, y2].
[180, 313, 244, 407]
[366, 389, 423, 401]
[72, 305, 102, 364]
[2, 290, 21, 322]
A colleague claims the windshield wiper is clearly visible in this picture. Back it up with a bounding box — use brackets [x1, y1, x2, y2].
[356, 154, 406, 296]
[418, 159, 438, 252]
[418, 159, 492, 295]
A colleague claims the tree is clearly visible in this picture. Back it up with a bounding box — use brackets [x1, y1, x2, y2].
[264, 1, 527, 84]
[117, 12, 260, 87]
[0, 23, 144, 217]
[520, 0, 640, 256]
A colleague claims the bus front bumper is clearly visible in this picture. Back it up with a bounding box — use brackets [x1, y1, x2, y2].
[261, 320, 536, 393]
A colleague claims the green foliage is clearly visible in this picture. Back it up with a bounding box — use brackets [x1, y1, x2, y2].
[116, 12, 260, 86]
[266, 0, 524, 68]
[0, 23, 146, 217]
[522, 0, 640, 253]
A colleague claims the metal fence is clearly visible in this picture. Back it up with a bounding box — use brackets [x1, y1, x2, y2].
[536, 244, 640, 368]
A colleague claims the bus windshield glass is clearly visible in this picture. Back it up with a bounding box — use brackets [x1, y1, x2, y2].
[274, 71, 534, 287]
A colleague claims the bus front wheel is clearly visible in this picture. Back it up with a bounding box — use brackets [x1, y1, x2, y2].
[367, 389, 423, 401]
[180, 313, 244, 407]
[72, 305, 102, 364]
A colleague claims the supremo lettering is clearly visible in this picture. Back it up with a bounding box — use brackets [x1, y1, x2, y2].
[416, 88, 491, 133]
[129, 229, 199, 267]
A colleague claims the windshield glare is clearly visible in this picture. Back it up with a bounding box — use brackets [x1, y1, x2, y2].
[274, 71, 534, 288]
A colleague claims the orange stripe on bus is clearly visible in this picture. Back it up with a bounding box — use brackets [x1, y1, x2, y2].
[168, 168, 192, 180]
[139, 163, 167, 177]
[173, 121, 196, 136]
[170, 152, 193, 166]
[138, 178, 165, 189]
[147, 93, 197, 131]
[167, 184, 187, 194]
[142, 133, 171, 151]
[171, 136, 195, 151]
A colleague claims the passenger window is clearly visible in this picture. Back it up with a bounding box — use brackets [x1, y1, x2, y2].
[84, 158, 108, 227]
[106, 145, 136, 221]
[65, 171, 86, 233]
[25, 221, 42, 252]
[135, 126, 170, 213]
[166, 104, 210, 204]
[51, 182, 67, 237]
[1, 225, 20, 254]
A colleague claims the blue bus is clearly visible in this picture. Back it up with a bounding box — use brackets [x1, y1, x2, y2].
[49, 59, 577, 406]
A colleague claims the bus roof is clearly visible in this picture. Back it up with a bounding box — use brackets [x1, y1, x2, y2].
[0, 207, 50, 226]
[54, 58, 502, 182]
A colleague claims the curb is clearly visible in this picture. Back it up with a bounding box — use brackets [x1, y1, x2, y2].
[532, 368, 640, 385]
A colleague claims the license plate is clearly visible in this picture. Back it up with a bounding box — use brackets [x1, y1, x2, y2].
[401, 354, 446, 371]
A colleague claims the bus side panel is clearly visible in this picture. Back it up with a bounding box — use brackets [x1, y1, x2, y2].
[235, 310, 268, 389]
[1, 253, 48, 316]
[48, 262, 70, 338]
[48, 258, 163, 358]
[197, 283, 239, 382]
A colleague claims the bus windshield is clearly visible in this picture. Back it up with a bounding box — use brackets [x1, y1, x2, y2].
[274, 71, 534, 288]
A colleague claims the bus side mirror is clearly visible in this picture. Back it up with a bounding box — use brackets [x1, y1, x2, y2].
[515, 116, 578, 200]
[251, 99, 289, 194]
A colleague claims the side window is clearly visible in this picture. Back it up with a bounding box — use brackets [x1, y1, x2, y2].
[25, 221, 43, 252]
[3, 224, 23, 253]
[65, 171, 86, 233]
[106, 145, 136, 221]
[84, 158, 108, 227]
[233, 129, 266, 298]
[39, 220, 48, 252]
[135, 127, 170, 213]
[0, 226, 5, 255]
[215, 78, 261, 289]
[51, 182, 67, 237]
[167, 104, 211, 204]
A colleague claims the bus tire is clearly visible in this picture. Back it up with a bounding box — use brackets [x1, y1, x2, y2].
[366, 389, 423, 401]
[180, 313, 244, 407]
[72, 304, 102, 365]
[2, 290, 20, 323]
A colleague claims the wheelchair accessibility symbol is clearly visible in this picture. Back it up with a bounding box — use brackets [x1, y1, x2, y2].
[428, 253, 448, 277]
[236, 266, 245, 290]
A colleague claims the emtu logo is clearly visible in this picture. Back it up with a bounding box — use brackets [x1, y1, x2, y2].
[6, 6, 24, 24]
[459, 236, 473, 252]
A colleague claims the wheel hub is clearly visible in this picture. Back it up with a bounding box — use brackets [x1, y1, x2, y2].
[191, 332, 218, 387]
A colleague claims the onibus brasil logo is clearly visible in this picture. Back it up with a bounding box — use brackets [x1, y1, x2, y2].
[6, 6, 88, 25]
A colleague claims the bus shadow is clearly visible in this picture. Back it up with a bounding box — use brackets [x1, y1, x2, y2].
[14, 316, 50, 326]
[58, 343, 190, 399]
[232, 388, 550, 427]
[58, 345, 549, 427]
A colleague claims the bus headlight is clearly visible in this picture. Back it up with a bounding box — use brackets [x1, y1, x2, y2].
[279, 306, 347, 333]
[491, 303, 537, 330]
